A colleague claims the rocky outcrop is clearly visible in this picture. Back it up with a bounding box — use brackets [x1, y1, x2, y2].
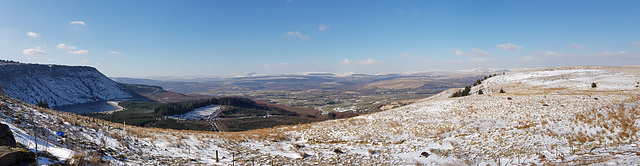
[0, 124, 15, 147]
[0, 62, 136, 107]
[0, 146, 35, 166]
[0, 123, 34, 166]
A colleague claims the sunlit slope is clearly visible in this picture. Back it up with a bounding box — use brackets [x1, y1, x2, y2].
[2, 66, 639, 165]
[261, 65, 640, 165]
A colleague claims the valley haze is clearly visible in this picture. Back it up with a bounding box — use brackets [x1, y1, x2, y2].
[1, 1, 639, 77]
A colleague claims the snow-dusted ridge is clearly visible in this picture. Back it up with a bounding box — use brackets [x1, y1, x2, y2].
[2, 65, 640, 165]
[0, 63, 135, 107]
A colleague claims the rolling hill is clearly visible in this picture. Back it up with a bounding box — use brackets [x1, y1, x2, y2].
[1, 65, 639, 165]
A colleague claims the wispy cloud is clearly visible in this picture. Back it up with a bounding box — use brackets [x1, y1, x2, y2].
[472, 48, 490, 56]
[342, 59, 383, 65]
[520, 56, 533, 61]
[264, 62, 290, 68]
[107, 51, 122, 55]
[56, 43, 76, 50]
[569, 43, 584, 48]
[496, 43, 523, 50]
[455, 49, 489, 56]
[285, 31, 309, 39]
[341, 59, 352, 64]
[68, 50, 89, 55]
[469, 58, 486, 62]
[534, 50, 630, 58]
[533, 50, 558, 56]
[318, 24, 330, 32]
[443, 59, 465, 63]
[57, 43, 88, 55]
[399, 52, 411, 57]
[595, 51, 629, 57]
[357, 59, 383, 65]
[26, 31, 40, 38]
[454, 49, 467, 56]
[70, 21, 86, 25]
[23, 47, 47, 55]
[632, 41, 640, 46]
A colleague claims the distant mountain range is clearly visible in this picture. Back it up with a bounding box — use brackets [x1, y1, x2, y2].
[131, 68, 516, 81]
[111, 68, 513, 95]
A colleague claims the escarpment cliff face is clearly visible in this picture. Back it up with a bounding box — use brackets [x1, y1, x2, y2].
[0, 62, 136, 107]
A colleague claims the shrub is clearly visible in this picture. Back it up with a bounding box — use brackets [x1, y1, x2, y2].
[499, 89, 505, 93]
[328, 112, 336, 119]
[450, 86, 472, 98]
[591, 82, 597, 88]
[36, 100, 49, 108]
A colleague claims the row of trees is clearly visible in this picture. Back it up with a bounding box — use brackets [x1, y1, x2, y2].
[451, 73, 505, 98]
[473, 74, 499, 86]
[451, 86, 472, 98]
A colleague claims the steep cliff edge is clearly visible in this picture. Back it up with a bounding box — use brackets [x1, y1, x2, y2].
[0, 62, 137, 107]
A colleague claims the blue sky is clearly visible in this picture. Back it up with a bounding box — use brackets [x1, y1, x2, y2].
[1, 0, 639, 77]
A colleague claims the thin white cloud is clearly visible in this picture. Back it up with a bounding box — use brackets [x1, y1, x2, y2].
[70, 21, 86, 25]
[545, 51, 558, 56]
[359, 59, 383, 65]
[318, 24, 330, 32]
[496, 43, 523, 50]
[264, 62, 290, 68]
[533, 50, 558, 56]
[341, 59, 352, 64]
[569, 43, 584, 48]
[357, 59, 383, 65]
[454, 49, 468, 56]
[472, 48, 490, 56]
[56, 43, 76, 50]
[444, 59, 465, 63]
[57, 43, 88, 55]
[285, 31, 309, 39]
[520, 56, 533, 61]
[68, 50, 88, 55]
[469, 58, 486, 62]
[276, 62, 289, 67]
[595, 51, 628, 57]
[107, 51, 122, 55]
[534, 50, 630, 58]
[632, 41, 640, 46]
[341, 59, 383, 65]
[399, 52, 411, 57]
[26, 31, 40, 38]
[23, 47, 47, 55]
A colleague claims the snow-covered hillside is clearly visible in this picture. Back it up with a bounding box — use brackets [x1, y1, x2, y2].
[1, 65, 639, 165]
[0, 63, 134, 107]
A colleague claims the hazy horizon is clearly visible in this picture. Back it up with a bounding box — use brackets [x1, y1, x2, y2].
[2, 1, 639, 77]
